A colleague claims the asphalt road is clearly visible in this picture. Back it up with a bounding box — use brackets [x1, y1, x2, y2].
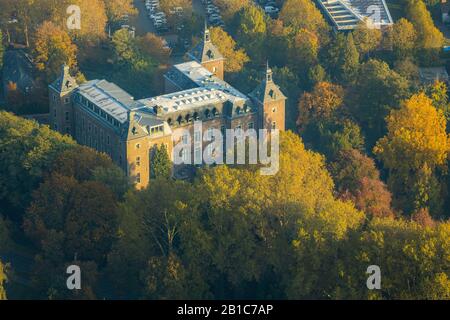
[131, 0, 156, 36]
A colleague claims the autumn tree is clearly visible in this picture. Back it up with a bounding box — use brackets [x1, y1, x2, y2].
[34, 21, 78, 80]
[426, 81, 450, 121]
[331, 149, 394, 219]
[374, 93, 450, 214]
[0, 261, 6, 300]
[103, 0, 137, 23]
[297, 82, 344, 132]
[69, 0, 108, 41]
[137, 33, 171, 65]
[279, 0, 329, 38]
[288, 28, 319, 70]
[385, 18, 417, 59]
[352, 21, 382, 57]
[214, 0, 251, 23]
[210, 27, 249, 74]
[405, 0, 444, 50]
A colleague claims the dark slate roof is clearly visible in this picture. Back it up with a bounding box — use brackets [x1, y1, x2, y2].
[50, 65, 78, 94]
[164, 66, 199, 91]
[249, 67, 286, 104]
[2, 49, 36, 95]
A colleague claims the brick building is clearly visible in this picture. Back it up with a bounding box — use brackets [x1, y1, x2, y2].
[49, 26, 286, 188]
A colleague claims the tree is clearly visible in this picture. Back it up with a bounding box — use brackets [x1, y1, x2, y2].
[0, 111, 75, 217]
[352, 21, 382, 57]
[323, 33, 360, 83]
[385, 18, 417, 59]
[151, 144, 172, 179]
[235, 5, 267, 62]
[70, 0, 108, 41]
[350, 59, 410, 145]
[214, 0, 251, 23]
[137, 33, 171, 65]
[426, 81, 450, 121]
[0, 261, 7, 300]
[374, 93, 450, 213]
[297, 82, 344, 131]
[210, 27, 249, 73]
[288, 28, 319, 70]
[34, 21, 78, 80]
[0, 30, 4, 70]
[405, 0, 444, 50]
[103, 0, 137, 23]
[279, 0, 329, 38]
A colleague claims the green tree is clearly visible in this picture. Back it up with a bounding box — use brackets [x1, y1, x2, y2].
[0, 111, 75, 217]
[350, 59, 411, 145]
[235, 5, 267, 62]
[385, 18, 417, 59]
[151, 144, 172, 179]
[352, 21, 382, 57]
[323, 33, 360, 83]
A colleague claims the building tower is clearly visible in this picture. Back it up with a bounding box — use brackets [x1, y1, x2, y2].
[187, 22, 225, 80]
[49, 65, 78, 135]
[249, 63, 286, 131]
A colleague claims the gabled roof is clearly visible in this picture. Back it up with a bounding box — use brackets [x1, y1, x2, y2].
[2, 49, 36, 95]
[50, 65, 78, 94]
[249, 65, 286, 104]
[187, 25, 224, 63]
[316, 0, 393, 31]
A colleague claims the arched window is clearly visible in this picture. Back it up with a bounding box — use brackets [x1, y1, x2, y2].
[177, 115, 183, 125]
[193, 112, 199, 120]
[212, 108, 218, 117]
[204, 109, 210, 118]
[235, 107, 241, 115]
[185, 113, 191, 123]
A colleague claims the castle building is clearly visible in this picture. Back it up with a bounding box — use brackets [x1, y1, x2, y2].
[49, 26, 286, 188]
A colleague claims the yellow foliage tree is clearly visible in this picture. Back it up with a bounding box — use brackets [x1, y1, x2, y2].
[374, 93, 449, 173]
[209, 27, 249, 73]
[34, 21, 78, 80]
[374, 93, 450, 213]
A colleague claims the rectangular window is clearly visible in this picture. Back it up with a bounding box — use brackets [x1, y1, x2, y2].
[136, 157, 141, 167]
[182, 134, 189, 144]
[136, 173, 141, 184]
[182, 149, 189, 162]
[194, 131, 201, 143]
[65, 112, 69, 121]
[272, 121, 276, 130]
[195, 146, 202, 163]
[65, 98, 70, 104]
[248, 122, 254, 129]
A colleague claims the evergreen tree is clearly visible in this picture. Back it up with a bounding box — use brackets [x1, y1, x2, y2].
[151, 144, 172, 179]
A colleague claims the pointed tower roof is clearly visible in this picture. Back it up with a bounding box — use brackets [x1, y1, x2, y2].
[51, 64, 78, 93]
[187, 22, 224, 63]
[249, 63, 286, 104]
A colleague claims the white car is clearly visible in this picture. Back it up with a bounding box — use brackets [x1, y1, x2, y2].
[265, 6, 279, 14]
